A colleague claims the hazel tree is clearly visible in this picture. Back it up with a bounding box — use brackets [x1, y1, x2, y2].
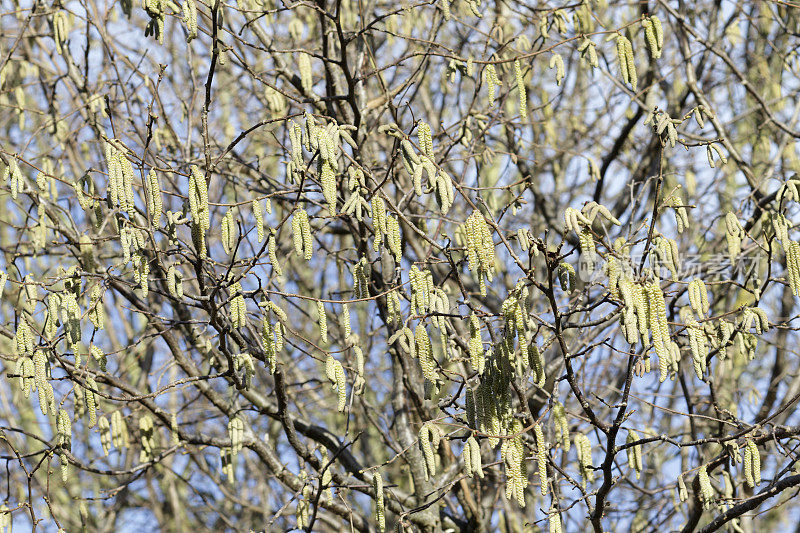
[1, 0, 800, 531]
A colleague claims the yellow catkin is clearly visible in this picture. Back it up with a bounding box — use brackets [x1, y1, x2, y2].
[616, 34, 637, 91]
[514, 59, 527, 119]
[484, 64, 501, 106]
[182, 0, 197, 42]
[252, 199, 264, 243]
[147, 169, 162, 227]
[534, 423, 548, 495]
[373, 471, 385, 531]
[317, 300, 328, 343]
[698, 464, 714, 508]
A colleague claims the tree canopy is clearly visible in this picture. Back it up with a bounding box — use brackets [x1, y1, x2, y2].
[2, 0, 800, 531]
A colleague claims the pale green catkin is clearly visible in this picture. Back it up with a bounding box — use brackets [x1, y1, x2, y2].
[221, 208, 237, 255]
[549, 53, 565, 86]
[147, 169, 162, 227]
[373, 471, 385, 531]
[268, 229, 283, 276]
[317, 300, 328, 343]
[615, 34, 637, 91]
[182, 0, 198, 42]
[252, 199, 264, 242]
[484, 64, 501, 106]
[340, 303, 351, 338]
[292, 208, 313, 260]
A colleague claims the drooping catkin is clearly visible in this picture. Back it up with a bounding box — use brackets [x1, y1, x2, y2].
[462, 436, 483, 478]
[468, 313, 485, 374]
[534, 423, 548, 496]
[325, 355, 347, 412]
[698, 464, 714, 508]
[353, 257, 370, 299]
[743, 439, 761, 487]
[415, 323, 438, 382]
[501, 421, 527, 507]
[56, 409, 72, 450]
[317, 300, 328, 343]
[146, 169, 162, 227]
[725, 212, 744, 263]
[615, 34, 637, 91]
[111, 410, 129, 448]
[483, 64, 501, 106]
[464, 211, 496, 296]
[268, 229, 283, 276]
[167, 264, 184, 298]
[230, 282, 247, 329]
[646, 281, 671, 380]
[553, 402, 569, 451]
[549, 508, 563, 533]
[578, 38, 599, 68]
[787, 241, 800, 297]
[514, 59, 527, 118]
[292, 208, 313, 260]
[626, 430, 642, 478]
[339, 302, 352, 338]
[419, 423, 439, 480]
[98, 415, 111, 455]
[252, 199, 264, 243]
[549, 53, 565, 86]
[386, 216, 402, 262]
[298, 53, 313, 93]
[575, 433, 594, 483]
[642, 15, 663, 59]
[373, 471, 385, 531]
[688, 278, 709, 316]
[182, 0, 198, 42]
[221, 208, 237, 256]
[85, 375, 98, 428]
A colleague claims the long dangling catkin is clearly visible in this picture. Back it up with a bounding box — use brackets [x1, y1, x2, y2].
[468, 313, 485, 374]
[182, 0, 197, 42]
[725, 212, 744, 263]
[268, 229, 283, 276]
[698, 464, 714, 508]
[626, 430, 642, 478]
[514, 59, 527, 118]
[534, 423, 548, 496]
[415, 323, 437, 382]
[386, 216, 402, 262]
[419, 423, 439, 480]
[147, 169, 162, 227]
[373, 471, 385, 531]
[252, 199, 264, 243]
[85, 375, 98, 428]
[549, 508, 563, 533]
[553, 402, 569, 451]
[642, 15, 663, 59]
[743, 439, 761, 487]
[483, 64, 501, 106]
[549, 53, 565, 86]
[299, 53, 313, 93]
[688, 278, 709, 316]
[325, 355, 347, 412]
[575, 433, 594, 483]
[292, 208, 313, 260]
[615, 34, 637, 91]
[98, 415, 111, 455]
[111, 410, 129, 448]
[317, 300, 328, 343]
[223, 208, 240, 256]
[353, 257, 370, 299]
